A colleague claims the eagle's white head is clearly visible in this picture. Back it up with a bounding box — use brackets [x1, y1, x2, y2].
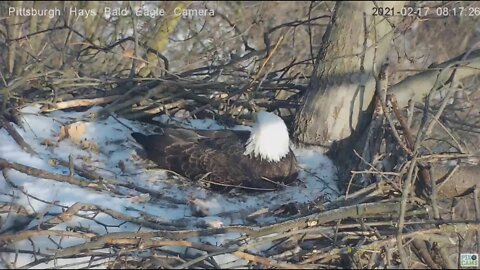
[244, 111, 291, 162]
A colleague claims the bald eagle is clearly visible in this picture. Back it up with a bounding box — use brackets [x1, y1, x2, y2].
[131, 111, 298, 191]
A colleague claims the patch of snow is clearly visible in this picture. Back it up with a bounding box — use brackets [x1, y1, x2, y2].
[0, 105, 340, 267]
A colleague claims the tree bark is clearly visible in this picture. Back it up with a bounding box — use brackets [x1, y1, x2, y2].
[294, 1, 405, 146]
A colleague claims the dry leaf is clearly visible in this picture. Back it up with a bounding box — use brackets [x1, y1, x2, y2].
[57, 125, 68, 141]
[188, 196, 222, 217]
[129, 193, 151, 203]
[80, 139, 99, 152]
[57, 122, 87, 144]
[66, 122, 87, 144]
[48, 159, 59, 167]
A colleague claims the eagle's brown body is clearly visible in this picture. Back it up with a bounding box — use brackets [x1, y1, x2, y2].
[131, 128, 298, 191]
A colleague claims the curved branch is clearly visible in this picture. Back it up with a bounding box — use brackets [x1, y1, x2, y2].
[388, 49, 480, 107]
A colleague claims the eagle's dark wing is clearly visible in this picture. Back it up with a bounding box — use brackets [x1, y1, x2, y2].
[131, 128, 297, 191]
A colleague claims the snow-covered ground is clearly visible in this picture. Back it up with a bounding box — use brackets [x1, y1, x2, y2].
[0, 105, 339, 268]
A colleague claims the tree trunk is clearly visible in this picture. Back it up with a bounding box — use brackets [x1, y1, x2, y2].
[294, 1, 405, 146]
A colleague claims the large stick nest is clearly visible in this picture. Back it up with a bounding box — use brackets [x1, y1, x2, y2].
[1, 2, 480, 268]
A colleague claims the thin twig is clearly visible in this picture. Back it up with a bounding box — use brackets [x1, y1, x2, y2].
[397, 155, 418, 269]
